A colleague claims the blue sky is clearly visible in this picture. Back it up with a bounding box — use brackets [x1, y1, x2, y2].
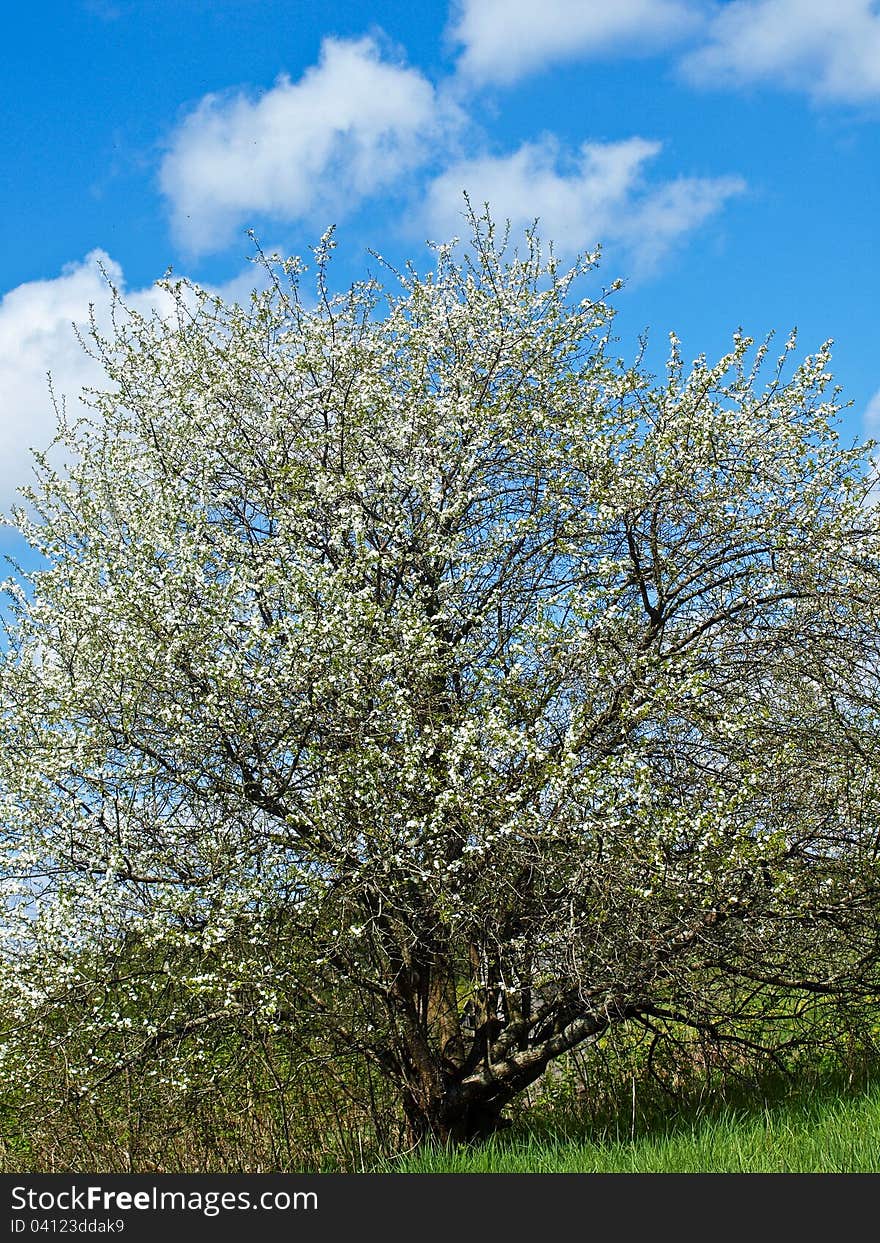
[1, 0, 879, 561]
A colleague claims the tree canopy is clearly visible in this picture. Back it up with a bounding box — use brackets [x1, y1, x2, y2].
[2, 216, 880, 1143]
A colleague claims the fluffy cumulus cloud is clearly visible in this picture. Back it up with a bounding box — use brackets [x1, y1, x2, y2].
[450, 0, 704, 84]
[0, 254, 184, 511]
[0, 254, 114, 509]
[865, 388, 880, 429]
[422, 137, 745, 272]
[161, 36, 452, 254]
[681, 0, 880, 103]
[452, 0, 880, 103]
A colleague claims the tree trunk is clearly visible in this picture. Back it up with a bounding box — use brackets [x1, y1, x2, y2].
[402, 1086, 512, 1146]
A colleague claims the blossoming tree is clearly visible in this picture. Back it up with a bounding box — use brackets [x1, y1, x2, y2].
[2, 216, 880, 1144]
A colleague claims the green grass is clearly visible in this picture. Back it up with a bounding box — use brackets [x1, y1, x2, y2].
[383, 1081, 880, 1173]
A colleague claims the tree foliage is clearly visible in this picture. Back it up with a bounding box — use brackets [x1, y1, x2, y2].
[2, 216, 880, 1143]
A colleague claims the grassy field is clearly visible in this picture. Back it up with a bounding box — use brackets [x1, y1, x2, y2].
[4, 1053, 879, 1173]
[383, 1080, 880, 1173]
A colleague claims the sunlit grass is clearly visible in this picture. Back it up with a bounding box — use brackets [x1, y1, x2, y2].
[5, 1058, 879, 1173]
[383, 1081, 880, 1173]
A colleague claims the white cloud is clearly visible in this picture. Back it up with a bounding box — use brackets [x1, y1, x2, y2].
[681, 0, 880, 103]
[161, 36, 452, 254]
[421, 138, 744, 272]
[451, 0, 880, 104]
[451, 0, 704, 84]
[0, 253, 116, 510]
[865, 388, 880, 429]
[0, 254, 271, 513]
[0, 254, 186, 511]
